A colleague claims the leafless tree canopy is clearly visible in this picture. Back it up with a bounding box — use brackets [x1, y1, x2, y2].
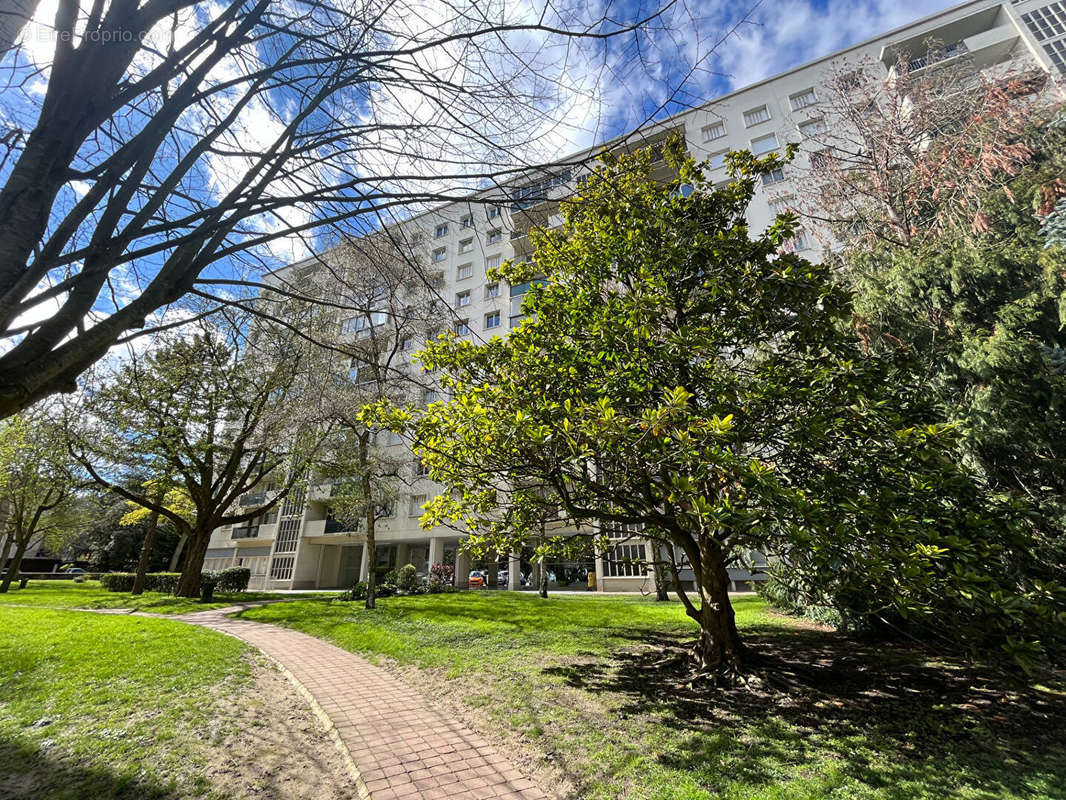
[786, 42, 1056, 251]
[0, 0, 717, 418]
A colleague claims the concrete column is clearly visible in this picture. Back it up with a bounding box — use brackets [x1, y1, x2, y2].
[593, 549, 605, 593]
[359, 543, 370, 582]
[508, 548, 521, 590]
[396, 542, 410, 568]
[455, 542, 470, 589]
[428, 536, 444, 570]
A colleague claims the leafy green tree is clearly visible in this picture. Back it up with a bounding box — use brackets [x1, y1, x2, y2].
[119, 479, 194, 595]
[377, 141, 1031, 677]
[0, 408, 87, 592]
[846, 122, 1066, 539]
[75, 318, 323, 597]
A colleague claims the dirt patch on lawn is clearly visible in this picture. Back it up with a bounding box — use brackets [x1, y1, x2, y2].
[199, 655, 357, 800]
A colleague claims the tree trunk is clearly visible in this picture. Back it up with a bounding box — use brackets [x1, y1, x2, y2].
[0, 538, 29, 593]
[487, 550, 499, 588]
[537, 529, 548, 598]
[653, 542, 670, 602]
[131, 507, 161, 596]
[168, 533, 188, 572]
[0, 533, 11, 586]
[690, 540, 744, 677]
[360, 434, 378, 610]
[174, 530, 210, 597]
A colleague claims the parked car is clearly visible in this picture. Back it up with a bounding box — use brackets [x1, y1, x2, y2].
[64, 567, 86, 575]
[468, 570, 485, 588]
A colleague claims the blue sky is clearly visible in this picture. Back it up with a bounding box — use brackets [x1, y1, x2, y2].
[594, 0, 961, 143]
[2, 0, 963, 341]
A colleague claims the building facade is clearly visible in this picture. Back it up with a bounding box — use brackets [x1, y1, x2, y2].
[204, 0, 1063, 592]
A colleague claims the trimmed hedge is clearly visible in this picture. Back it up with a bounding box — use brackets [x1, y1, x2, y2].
[215, 567, 250, 592]
[99, 571, 226, 594]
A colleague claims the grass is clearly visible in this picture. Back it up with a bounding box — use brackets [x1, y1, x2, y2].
[241, 592, 1066, 800]
[0, 580, 332, 614]
[0, 606, 251, 799]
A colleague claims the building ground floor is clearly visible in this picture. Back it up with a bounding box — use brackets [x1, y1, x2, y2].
[205, 526, 767, 595]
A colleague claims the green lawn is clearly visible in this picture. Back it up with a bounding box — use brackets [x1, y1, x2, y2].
[242, 592, 1066, 800]
[0, 606, 251, 799]
[0, 580, 329, 614]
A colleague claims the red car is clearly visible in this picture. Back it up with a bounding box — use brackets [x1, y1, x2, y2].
[468, 570, 485, 588]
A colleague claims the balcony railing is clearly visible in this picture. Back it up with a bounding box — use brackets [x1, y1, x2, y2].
[324, 519, 346, 534]
[905, 41, 967, 73]
[231, 525, 259, 539]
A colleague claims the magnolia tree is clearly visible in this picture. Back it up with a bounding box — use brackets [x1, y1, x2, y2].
[788, 44, 1056, 250]
[73, 315, 325, 596]
[0, 0, 716, 418]
[376, 142, 1059, 678]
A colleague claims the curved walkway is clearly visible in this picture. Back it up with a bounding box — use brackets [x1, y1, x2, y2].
[167, 604, 548, 800]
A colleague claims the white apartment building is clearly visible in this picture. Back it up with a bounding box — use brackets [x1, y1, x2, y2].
[204, 0, 1063, 592]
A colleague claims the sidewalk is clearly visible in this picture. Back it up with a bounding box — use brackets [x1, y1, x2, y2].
[175, 605, 548, 800]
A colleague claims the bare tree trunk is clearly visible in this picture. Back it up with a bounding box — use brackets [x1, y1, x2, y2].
[653, 541, 670, 602]
[487, 550, 499, 589]
[358, 431, 379, 610]
[168, 533, 187, 572]
[174, 530, 210, 597]
[0, 537, 29, 593]
[537, 528, 548, 599]
[131, 507, 161, 596]
[0, 533, 11, 582]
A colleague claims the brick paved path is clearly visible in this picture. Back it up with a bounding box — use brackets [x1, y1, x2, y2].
[169, 604, 548, 800]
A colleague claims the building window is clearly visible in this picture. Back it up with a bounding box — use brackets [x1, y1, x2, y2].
[485, 254, 501, 271]
[810, 148, 833, 169]
[432, 247, 446, 263]
[340, 317, 359, 334]
[1023, 4, 1066, 41]
[1044, 38, 1066, 72]
[798, 117, 827, 138]
[456, 290, 471, 307]
[457, 263, 473, 280]
[762, 167, 786, 186]
[458, 238, 473, 254]
[454, 319, 469, 335]
[424, 389, 438, 405]
[487, 205, 500, 219]
[275, 519, 300, 553]
[743, 105, 770, 127]
[269, 555, 294, 581]
[709, 150, 729, 170]
[787, 230, 810, 252]
[789, 88, 817, 110]
[409, 494, 427, 516]
[434, 223, 449, 238]
[509, 293, 525, 327]
[484, 310, 500, 329]
[484, 282, 500, 299]
[769, 196, 795, 215]
[701, 120, 726, 141]
[750, 133, 778, 155]
[414, 459, 430, 477]
[460, 214, 473, 228]
[487, 229, 502, 244]
[400, 336, 412, 351]
[605, 542, 647, 578]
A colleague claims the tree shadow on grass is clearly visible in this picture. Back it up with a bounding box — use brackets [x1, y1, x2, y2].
[544, 624, 1066, 798]
[0, 732, 181, 800]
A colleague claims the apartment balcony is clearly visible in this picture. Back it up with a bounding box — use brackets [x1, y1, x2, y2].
[881, 6, 1019, 75]
[238, 492, 267, 507]
[231, 525, 260, 540]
